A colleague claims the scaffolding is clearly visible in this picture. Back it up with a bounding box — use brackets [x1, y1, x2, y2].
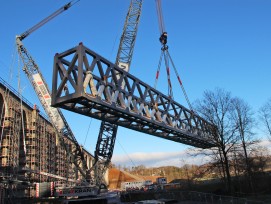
[0, 77, 94, 200]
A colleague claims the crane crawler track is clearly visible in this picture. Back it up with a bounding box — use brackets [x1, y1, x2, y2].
[52, 43, 217, 149]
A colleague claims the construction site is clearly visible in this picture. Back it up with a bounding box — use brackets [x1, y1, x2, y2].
[1, 0, 270, 203]
[0, 0, 216, 202]
[0, 67, 212, 203]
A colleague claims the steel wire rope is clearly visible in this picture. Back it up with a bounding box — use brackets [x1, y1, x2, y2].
[163, 50, 173, 98]
[155, 0, 166, 34]
[0, 43, 17, 148]
[109, 11, 126, 64]
[116, 138, 154, 181]
[154, 50, 163, 89]
[110, 35, 119, 62]
[154, 49, 173, 98]
[166, 50, 194, 111]
[0, 60, 12, 81]
[154, 0, 194, 112]
[9, 44, 22, 179]
[116, 138, 137, 168]
[83, 118, 92, 147]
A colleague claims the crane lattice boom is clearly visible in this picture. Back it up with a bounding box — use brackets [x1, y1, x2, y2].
[16, 0, 91, 183]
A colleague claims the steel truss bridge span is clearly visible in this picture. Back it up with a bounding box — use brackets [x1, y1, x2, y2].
[51, 43, 217, 149]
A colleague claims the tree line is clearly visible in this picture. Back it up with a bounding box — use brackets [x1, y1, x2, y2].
[192, 87, 271, 194]
[113, 88, 271, 195]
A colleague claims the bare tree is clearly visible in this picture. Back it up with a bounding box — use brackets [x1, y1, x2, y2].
[231, 97, 256, 193]
[259, 98, 271, 141]
[194, 88, 239, 193]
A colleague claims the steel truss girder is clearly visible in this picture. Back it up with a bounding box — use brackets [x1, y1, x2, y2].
[52, 43, 217, 149]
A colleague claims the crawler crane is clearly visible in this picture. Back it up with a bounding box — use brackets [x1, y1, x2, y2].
[16, 0, 144, 196]
[15, 0, 97, 195]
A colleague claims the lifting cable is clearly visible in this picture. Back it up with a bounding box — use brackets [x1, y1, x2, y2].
[0, 43, 17, 148]
[116, 139, 137, 168]
[154, 0, 194, 111]
[83, 118, 92, 146]
[155, 0, 166, 34]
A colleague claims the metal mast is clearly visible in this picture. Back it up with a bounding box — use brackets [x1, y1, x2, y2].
[94, 0, 143, 186]
[15, 1, 91, 183]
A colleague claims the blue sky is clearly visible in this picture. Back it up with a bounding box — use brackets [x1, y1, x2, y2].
[1, 0, 271, 167]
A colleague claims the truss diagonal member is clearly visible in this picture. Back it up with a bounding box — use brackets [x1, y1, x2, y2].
[52, 43, 218, 149]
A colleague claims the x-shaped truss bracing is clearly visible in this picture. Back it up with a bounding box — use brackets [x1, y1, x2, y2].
[52, 43, 217, 149]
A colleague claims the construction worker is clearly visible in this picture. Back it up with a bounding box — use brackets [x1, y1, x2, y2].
[159, 31, 167, 45]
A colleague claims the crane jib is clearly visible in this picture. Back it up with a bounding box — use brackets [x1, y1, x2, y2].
[19, 0, 78, 41]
